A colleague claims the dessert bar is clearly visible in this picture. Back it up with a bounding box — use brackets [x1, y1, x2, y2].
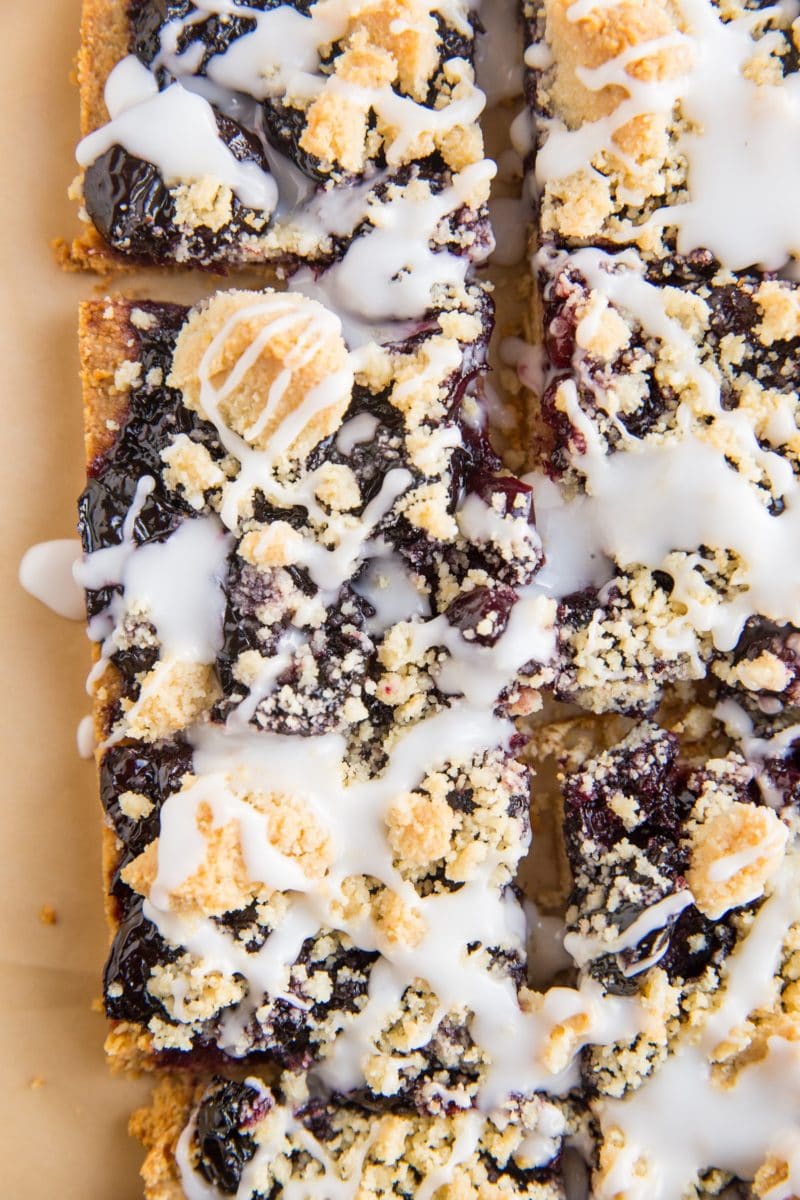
[78, 288, 589, 1109]
[125, 701, 800, 1200]
[531, 245, 800, 716]
[72, 0, 492, 273]
[523, 0, 800, 273]
[132, 1074, 570, 1199]
[519, 1, 800, 718]
[558, 716, 800, 1199]
[58, 1, 800, 1195]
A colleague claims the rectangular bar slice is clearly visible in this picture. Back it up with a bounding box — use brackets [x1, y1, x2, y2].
[522, 0, 800, 274]
[515, 1, 800, 719]
[78, 286, 581, 1111]
[71, 0, 493, 273]
[556, 714, 800, 1200]
[530, 246, 800, 716]
[132, 1074, 570, 1199]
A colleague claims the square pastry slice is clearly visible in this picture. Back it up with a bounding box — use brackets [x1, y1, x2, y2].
[522, 0, 800, 275]
[71, 0, 493, 273]
[524, 246, 800, 717]
[512, 2, 800, 720]
[558, 716, 800, 1200]
[78, 286, 573, 1108]
[132, 1074, 570, 1199]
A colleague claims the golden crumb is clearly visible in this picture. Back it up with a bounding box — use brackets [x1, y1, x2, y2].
[386, 789, 456, 866]
[120, 660, 221, 743]
[688, 802, 788, 920]
[170, 290, 353, 462]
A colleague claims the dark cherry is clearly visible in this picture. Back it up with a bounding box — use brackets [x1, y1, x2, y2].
[100, 739, 193, 866]
[295, 1098, 337, 1143]
[260, 99, 331, 183]
[258, 939, 377, 1069]
[540, 377, 586, 476]
[706, 282, 759, 340]
[214, 900, 271, 952]
[658, 905, 738, 982]
[620, 375, 670, 440]
[84, 146, 179, 259]
[445, 584, 518, 647]
[545, 313, 578, 369]
[307, 386, 407, 508]
[104, 894, 178, 1023]
[562, 725, 685, 858]
[214, 560, 374, 736]
[469, 470, 534, 523]
[435, 14, 475, 69]
[84, 110, 273, 264]
[78, 305, 225, 627]
[129, 0, 313, 73]
[558, 588, 602, 631]
[194, 1079, 272, 1195]
[128, 0, 193, 67]
[730, 619, 800, 705]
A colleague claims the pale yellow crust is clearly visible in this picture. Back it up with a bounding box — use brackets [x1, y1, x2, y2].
[130, 1075, 197, 1200]
[67, 0, 133, 271]
[81, 297, 160, 1072]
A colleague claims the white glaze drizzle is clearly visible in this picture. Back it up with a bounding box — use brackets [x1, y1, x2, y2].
[18, 539, 85, 621]
[594, 853, 800, 1200]
[175, 1079, 491, 1200]
[77, 56, 278, 213]
[564, 889, 694, 969]
[154, 0, 482, 150]
[76, 715, 96, 760]
[291, 158, 497, 343]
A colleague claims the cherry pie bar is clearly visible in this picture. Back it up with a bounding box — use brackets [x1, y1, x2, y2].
[521, 0, 800, 719]
[558, 716, 800, 1199]
[70, 0, 492, 274]
[78, 289, 573, 1109]
[56, 0, 800, 1197]
[133, 1074, 569, 1199]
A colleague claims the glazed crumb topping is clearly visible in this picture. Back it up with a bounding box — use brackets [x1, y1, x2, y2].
[61, 3, 800, 1198]
[74, 0, 493, 277]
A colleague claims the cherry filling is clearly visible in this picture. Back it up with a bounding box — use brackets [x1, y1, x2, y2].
[81, 299, 542, 1076]
[213, 562, 375, 736]
[91, 3, 489, 265]
[129, 0, 314, 74]
[192, 1077, 562, 1194]
[193, 1079, 271, 1195]
[100, 738, 193, 878]
[83, 112, 274, 264]
[445, 583, 519, 647]
[78, 305, 225, 714]
[562, 725, 754, 994]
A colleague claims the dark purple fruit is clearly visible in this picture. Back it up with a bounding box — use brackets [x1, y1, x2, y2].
[84, 146, 179, 259]
[100, 739, 193, 865]
[445, 584, 518, 646]
[129, 0, 313, 73]
[104, 895, 177, 1023]
[194, 1079, 271, 1194]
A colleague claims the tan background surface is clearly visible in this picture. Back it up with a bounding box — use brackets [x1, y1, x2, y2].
[0, 6, 533, 1195]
